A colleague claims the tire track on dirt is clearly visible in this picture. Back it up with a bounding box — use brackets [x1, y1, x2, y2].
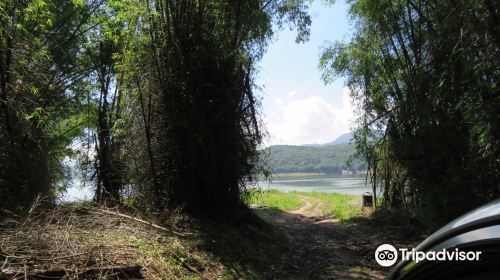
[261, 195, 386, 279]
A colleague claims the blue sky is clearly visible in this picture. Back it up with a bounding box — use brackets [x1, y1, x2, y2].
[257, 0, 354, 146]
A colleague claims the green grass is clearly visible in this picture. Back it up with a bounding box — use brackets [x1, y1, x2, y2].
[249, 190, 361, 220]
[306, 192, 362, 220]
[248, 189, 303, 211]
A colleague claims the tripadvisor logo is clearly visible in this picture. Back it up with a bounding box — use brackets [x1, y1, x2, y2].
[375, 244, 482, 267]
[375, 244, 398, 267]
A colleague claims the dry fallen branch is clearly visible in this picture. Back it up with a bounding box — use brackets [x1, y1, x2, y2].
[0, 203, 208, 279]
[95, 209, 187, 237]
[0, 204, 146, 279]
[0, 264, 143, 279]
[0, 252, 89, 262]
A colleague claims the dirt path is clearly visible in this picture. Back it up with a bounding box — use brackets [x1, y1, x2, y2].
[289, 196, 314, 215]
[260, 195, 387, 280]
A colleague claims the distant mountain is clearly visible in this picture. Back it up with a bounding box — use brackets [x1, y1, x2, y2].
[323, 133, 354, 146]
[302, 133, 353, 147]
[263, 140, 366, 174]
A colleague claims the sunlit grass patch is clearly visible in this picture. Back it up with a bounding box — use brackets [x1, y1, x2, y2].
[249, 190, 361, 220]
[247, 189, 304, 211]
[305, 192, 362, 220]
[348, 266, 374, 280]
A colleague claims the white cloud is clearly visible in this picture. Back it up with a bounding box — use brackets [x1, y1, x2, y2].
[287, 91, 296, 97]
[265, 88, 354, 146]
[275, 97, 284, 107]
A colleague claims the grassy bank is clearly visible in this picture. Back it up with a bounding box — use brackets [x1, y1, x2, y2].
[248, 190, 304, 210]
[248, 190, 362, 220]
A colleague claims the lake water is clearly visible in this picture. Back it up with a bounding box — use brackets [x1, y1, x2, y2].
[256, 175, 373, 195]
[60, 175, 373, 202]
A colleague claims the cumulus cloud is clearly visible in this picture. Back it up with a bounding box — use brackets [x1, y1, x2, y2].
[265, 88, 354, 146]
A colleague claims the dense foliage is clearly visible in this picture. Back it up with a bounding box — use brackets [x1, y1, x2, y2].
[321, 0, 500, 226]
[3, 0, 497, 228]
[0, 0, 313, 217]
[0, 0, 92, 210]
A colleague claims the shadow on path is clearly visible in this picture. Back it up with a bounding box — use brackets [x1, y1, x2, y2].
[262, 209, 386, 280]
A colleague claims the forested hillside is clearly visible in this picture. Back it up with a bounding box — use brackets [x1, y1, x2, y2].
[265, 143, 366, 174]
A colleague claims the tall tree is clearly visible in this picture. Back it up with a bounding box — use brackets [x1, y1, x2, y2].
[320, 0, 500, 226]
[84, 4, 127, 205]
[129, 0, 312, 216]
[0, 0, 95, 210]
